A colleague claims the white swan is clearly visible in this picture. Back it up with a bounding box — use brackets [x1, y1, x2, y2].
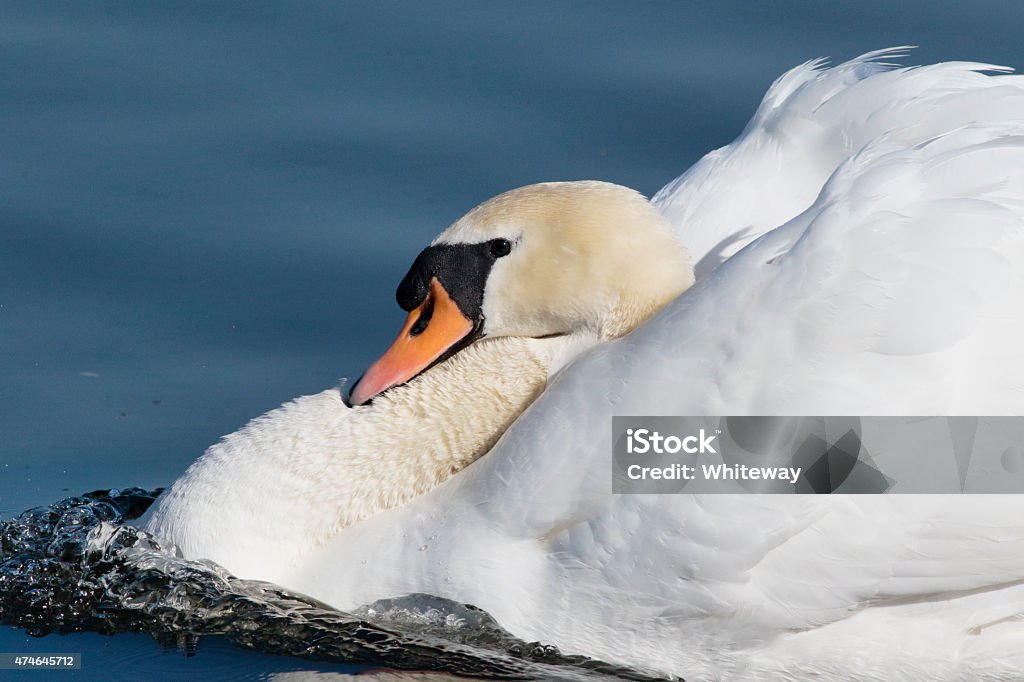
[142, 49, 1024, 681]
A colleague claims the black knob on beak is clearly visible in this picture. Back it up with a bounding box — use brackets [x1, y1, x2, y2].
[396, 251, 432, 311]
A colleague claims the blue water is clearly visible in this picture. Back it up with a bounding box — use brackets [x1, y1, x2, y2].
[3, 1, 1024, 678]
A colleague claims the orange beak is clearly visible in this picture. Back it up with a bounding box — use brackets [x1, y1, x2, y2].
[349, 278, 476, 405]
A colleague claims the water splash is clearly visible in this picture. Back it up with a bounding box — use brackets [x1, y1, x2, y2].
[0, 489, 670, 681]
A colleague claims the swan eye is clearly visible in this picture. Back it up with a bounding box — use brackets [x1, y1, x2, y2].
[489, 238, 512, 258]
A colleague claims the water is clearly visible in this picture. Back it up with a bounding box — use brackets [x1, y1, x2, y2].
[0, 489, 663, 680]
[2, 1, 1023, 678]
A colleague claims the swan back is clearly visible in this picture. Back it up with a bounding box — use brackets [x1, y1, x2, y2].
[289, 53, 1024, 680]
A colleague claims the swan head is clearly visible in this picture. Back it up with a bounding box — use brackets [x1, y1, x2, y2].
[349, 181, 693, 405]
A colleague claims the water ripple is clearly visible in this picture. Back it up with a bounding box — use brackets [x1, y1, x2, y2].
[0, 489, 670, 681]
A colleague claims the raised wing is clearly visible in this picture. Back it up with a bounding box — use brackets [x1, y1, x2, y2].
[653, 48, 1019, 279]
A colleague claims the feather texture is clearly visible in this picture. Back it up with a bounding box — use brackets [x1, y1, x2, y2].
[143, 50, 1024, 681]
[290, 52, 1024, 680]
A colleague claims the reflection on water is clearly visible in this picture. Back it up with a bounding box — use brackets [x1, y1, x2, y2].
[0, 489, 666, 681]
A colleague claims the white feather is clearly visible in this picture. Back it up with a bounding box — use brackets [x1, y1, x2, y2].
[143, 50, 1024, 681]
[288, 52, 1024, 680]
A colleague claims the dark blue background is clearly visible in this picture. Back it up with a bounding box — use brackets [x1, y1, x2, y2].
[2, 1, 1022, 512]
